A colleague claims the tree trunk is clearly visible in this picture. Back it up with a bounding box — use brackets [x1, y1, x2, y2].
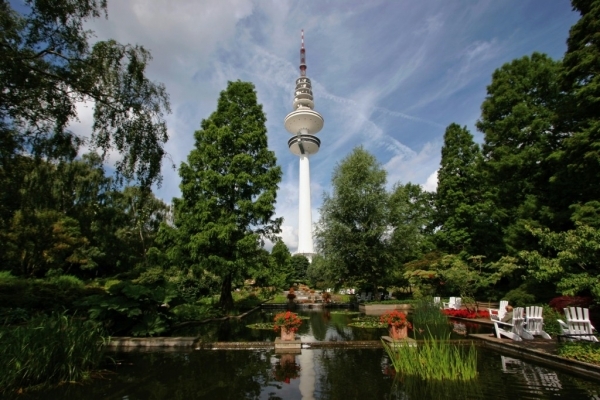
[219, 272, 234, 311]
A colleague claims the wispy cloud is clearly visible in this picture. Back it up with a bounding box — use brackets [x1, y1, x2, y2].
[74, 0, 579, 252]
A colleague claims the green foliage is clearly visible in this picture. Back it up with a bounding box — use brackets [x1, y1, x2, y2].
[77, 281, 175, 336]
[382, 335, 477, 381]
[0, 0, 170, 186]
[541, 305, 562, 337]
[0, 271, 16, 281]
[435, 124, 499, 257]
[316, 147, 428, 293]
[558, 341, 600, 365]
[503, 285, 536, 307]
[47, 274, 84, 290]
[554, 0, 600, 212]
[289, 254, 310, 284]
[388, 183, 436, 266]
[518, 224, 600, 300]
[233, 292, 263, 311]
[173, 81, 282, 311]
[477, 53, 564, 256]
[262, 239, 291, 289]
[171, 304, 216, 322]
[0, 277, 101, 313]
[0, 312, 107, 394]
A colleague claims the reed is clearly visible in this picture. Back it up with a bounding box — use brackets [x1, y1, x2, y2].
[411, 297, 451, 339]
[0, 312, 108, 393]
[382, 334, 478, 381]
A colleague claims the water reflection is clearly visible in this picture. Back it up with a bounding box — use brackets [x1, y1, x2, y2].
[501, 356, 562, 394]
[7, 348, 600, 400]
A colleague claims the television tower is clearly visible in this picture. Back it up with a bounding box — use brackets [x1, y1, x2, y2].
[284, 30, 324, 261]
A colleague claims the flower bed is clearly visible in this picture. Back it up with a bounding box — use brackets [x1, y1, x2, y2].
[442, 309, 490, 319]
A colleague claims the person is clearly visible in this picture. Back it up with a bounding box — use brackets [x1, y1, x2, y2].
[501, 305, 514, 323]
[492, 304, 513, 337]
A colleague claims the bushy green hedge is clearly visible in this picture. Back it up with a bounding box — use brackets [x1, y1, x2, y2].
[171, 304, 218, 322]
[0, 278, 104, 313]
[0, 313, 108, 394]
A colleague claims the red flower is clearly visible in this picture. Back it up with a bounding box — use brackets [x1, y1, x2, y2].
[273, 311, 303, 332]
[380, 310, 412, 329]
[442, 309, 490, 319]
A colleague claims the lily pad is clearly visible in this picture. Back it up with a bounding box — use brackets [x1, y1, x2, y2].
[348, 316, 386, 329]
[329, 311, 361, 315]
[246, 323, 276, 330]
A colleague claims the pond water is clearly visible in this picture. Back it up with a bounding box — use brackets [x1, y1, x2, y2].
[13, 348, 600, 399]
[170, 308, 491, 341]
[7, 309, 600, 399]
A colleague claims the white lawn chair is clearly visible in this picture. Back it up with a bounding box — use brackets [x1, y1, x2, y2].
[524, 306, 552, 339]
[562, 307, 598, 342]
[433, 297, 441, 307]
[443, 297, 460, 310]
[489, 300, 509, 321]
[494, 307, 534, 341]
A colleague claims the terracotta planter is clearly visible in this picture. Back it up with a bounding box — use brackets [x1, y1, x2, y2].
[389, 325, 408, 340]
[280, 327, 295, 341]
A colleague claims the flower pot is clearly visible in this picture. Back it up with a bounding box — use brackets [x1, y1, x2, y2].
[280, 327, 295, 341]
[389, 325, 408, 340]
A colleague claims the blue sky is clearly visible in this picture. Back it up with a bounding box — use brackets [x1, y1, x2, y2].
[71, 0, 579, 252]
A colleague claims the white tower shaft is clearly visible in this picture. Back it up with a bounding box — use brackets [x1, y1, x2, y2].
[297, 154, 313, 255]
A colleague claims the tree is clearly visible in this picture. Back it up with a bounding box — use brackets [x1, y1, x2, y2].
[289, 254, 309, 284]
[476, 53, 564, 255]
[552, 0, 600, 224]
[315, 147, 391, 294]
[518, 224, 600, 301]
[389, 182, 435, 265]
[434, 123, 500, 257]
[0, 0, 170, 186]
[174, 81, 282, 311]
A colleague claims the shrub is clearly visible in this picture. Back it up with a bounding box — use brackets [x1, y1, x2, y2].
[48, 274, 84, 290]
[0, 313, 107, 394]
[234, 293, 262, 311]
[541, 305, 562, 336]
[77, 281, 175, 336]
[0, 271, 16, 281]
[503, 286, 535, 307]
[549, 296, 594, 311]
[171, 304, 216, 322]
[558, 341, 600, 365]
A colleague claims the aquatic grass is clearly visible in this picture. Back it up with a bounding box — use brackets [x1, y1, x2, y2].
[382, 334, 478, 381]
[0, 312, 108, 394]
[410, 297, 452, 339]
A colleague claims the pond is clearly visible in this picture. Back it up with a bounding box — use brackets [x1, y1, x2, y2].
[7, 309, 600, 399]
[12, 348, 600, 399]
[170, 308, 491, 341]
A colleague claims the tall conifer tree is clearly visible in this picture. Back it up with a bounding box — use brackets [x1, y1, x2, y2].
[554, 0, 600, 225]
[476, 53, 563, 254]
[435, 123, 498, 257]
[174, 81, 282, 310]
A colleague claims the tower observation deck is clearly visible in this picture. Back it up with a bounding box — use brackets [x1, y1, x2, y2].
[284, 30, 324, 260]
